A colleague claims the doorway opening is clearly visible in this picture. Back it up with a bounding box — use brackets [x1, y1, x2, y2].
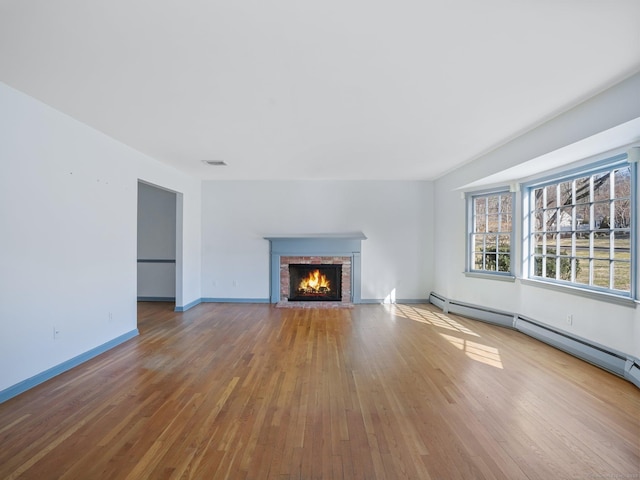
[137, 181, 180, 306]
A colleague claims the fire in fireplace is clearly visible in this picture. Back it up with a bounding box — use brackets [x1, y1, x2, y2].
[289, 264, 342, 301]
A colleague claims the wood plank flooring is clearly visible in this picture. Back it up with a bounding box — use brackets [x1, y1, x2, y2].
[0, 302, 638, 479]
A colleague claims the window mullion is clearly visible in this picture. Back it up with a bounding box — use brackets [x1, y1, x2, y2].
[530, 189, 536, 278]
[589, 175, 595, 286]
[484, 197, 489, 270]
[555, 184, 561, 280]
[609, 170, 615, 290]
[542, 187, 547, 278]
[482, 233, 486, 270]
[571, 180, 577, 283]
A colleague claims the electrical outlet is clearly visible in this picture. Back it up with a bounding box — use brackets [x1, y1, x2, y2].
[233, 280, 238, 287]
[566, 314, 573, 325]
[108, 312, 113, 322]
[53, 326, 61, 339]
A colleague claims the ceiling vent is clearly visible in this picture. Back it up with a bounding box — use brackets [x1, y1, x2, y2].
[202, 160, 227, 166]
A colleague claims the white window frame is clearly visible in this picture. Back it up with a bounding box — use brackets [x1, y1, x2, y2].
[522, 153, 637, 300]
[465, 188, 516, 279]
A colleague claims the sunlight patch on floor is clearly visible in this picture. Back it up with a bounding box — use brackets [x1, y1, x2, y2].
[385, 304, 504, 369]
[387, 304, 480, 337]
[439, 333, 504, 369]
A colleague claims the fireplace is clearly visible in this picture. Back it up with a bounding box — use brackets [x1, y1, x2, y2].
[279, 256, 351, 304]
[265, 233, 366, 304]
[289, 264, 342, 302]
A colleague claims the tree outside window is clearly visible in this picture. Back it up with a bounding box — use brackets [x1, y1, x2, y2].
[528, 162, 633, 295]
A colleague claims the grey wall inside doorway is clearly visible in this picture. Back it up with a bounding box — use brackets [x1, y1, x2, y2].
[137, 182, 177, 300]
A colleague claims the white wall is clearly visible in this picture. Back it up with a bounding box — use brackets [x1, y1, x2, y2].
[433, 73, 640, 359]
[201, 180, 433, 302]
[0, 82, 202, 393]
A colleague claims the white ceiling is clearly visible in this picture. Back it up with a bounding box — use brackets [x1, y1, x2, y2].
[1, 0, 639, 181]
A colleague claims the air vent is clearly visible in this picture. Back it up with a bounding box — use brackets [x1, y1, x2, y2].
[202, 160, 227, 166]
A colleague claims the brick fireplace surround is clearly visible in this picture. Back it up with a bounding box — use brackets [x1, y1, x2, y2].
[280, 256, 352, 306]
[265, 233, 366, 307]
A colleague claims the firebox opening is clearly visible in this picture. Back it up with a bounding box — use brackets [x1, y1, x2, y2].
[289, 264, 342, 302]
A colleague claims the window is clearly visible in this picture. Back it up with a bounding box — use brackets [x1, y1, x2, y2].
[467, 190, 514, 276]
[525, 155, 635, 297]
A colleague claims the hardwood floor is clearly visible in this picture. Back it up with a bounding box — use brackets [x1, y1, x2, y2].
[1, 302, 638, 479]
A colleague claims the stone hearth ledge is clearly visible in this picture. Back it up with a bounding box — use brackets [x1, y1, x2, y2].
[275, 300, 354, 309]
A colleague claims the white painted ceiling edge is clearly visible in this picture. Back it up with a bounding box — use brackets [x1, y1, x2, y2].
[0, 0, 639, 181]
[459, 116, 640, 191]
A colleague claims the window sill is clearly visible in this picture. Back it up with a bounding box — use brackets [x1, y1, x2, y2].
[464, 271, 516, 282]
[519, 278, 637, 308]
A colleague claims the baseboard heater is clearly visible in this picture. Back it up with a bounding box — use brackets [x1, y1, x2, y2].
[429, 292, 515, 328]
[428, 292, 639, 389]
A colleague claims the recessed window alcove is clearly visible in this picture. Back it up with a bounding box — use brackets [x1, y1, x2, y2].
[265, 233, 366, 305]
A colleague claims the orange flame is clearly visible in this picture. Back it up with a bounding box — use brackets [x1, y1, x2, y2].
[299, 269, 331, 293]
